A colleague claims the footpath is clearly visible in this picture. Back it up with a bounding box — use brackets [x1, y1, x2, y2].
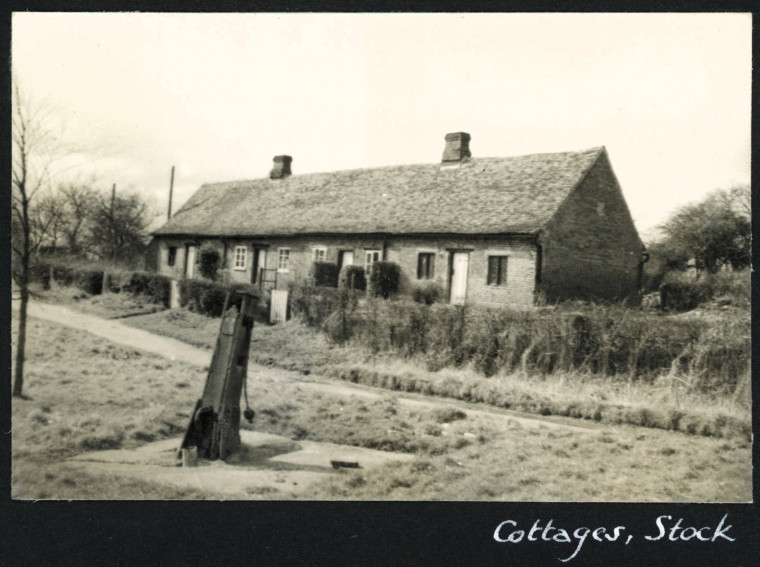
[18, 299, 599, 434]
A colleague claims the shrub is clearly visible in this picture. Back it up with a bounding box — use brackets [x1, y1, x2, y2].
[75, 269, 104, 296]
[143, 274, 172, 306]
[126, 272, 151, 294]
[660, 281, 709, 312]
[28, 262, 53, 289]
[310, 261, 339, 288]
[103, 270, 131, 293]
[368, 261, 401, 299]
[703, 269, 750, 308]
[179, 279, 228, 317]
[412, 281, 443, 305]
[200, 285, 227, 316]
[52, 265, 75, 287]
[338, 265, 366, 291]
[199, 246, 221, 281]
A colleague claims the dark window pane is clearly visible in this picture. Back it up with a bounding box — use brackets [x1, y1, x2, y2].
[488, 255, 508, 286]
[487, 256, 497, 285]
[498, 256, 508, 285]
[418, 253, 435, 280]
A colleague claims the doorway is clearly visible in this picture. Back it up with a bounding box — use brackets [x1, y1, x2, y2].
[337, 250, 354, 271]
[185, 244, 198, 278]
[449, 251, 469, 305]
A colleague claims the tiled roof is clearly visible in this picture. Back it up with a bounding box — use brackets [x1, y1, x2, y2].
[154, 146, 605, 237]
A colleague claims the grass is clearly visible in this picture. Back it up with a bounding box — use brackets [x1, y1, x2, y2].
[39, 283, 164, 319]
[307, 421, 751, 501]
[11, 312, 752, 501]
[38, 285, 751, 440]
[324, 359, 750, 440]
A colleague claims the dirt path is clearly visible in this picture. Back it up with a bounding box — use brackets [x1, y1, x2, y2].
[24, 300, 213, 367]
[20, 299, 601, 434]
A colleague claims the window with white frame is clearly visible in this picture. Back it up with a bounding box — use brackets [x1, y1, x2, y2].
[312, 247, 327, 262]
[234, 246, 247, 270]
[365, 249, 381, 274]
[167, 246, 177, 267]
[278, 248, 291, 271]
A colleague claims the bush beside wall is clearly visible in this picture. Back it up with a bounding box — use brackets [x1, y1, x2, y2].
[198, 247, 221, 281]
[178, 279, 228, 317]
[338, 265, 366, 291]
[310, 261, 340, 287]
[368, 261, 401, 299]
[412, 281, 444, 305]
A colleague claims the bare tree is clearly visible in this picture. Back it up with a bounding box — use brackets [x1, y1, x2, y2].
[11, 82, 64, 397]
[59, 181, 97, 254]
[32, 190, 66, 254]
[88, 187, 153, 266]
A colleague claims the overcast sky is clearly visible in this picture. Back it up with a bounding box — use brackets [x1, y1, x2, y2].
[12, 12, 751, 241]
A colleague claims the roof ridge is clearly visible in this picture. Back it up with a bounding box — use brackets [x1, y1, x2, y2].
[203, 146, 607, 187]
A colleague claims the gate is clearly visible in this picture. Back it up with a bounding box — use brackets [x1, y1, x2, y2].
[270, 289, 289, 324]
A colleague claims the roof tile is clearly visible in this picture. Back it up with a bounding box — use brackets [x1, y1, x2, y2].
[154, 146, 604, 237]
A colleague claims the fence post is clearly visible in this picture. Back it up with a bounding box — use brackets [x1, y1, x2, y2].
[170, 279, 180, 309]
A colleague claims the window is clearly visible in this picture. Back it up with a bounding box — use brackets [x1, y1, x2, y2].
[167, 247, 177, 267]
[313, 247, 327, 262]
[278, 248, 291, 271]
[417, 253, 435, 280]
[365, 249, 381, 273]
[487, 255, 508, 286]
[234, 246, 247, 270]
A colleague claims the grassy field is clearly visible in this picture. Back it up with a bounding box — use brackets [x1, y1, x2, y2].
[114, 297, 751, 440]
[11, 293, 753, 500]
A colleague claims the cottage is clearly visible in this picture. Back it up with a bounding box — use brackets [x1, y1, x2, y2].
[151, 132, 645, 306]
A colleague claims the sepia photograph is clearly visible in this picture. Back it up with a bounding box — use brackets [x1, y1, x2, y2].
[10, 12, 751, 503]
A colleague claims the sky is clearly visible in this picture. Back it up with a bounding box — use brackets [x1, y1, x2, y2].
[11, 13, 752, 241]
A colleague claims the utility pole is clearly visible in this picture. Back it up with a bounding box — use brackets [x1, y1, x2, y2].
[168, 165, 175, 220]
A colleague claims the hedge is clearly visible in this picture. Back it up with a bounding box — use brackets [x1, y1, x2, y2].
[368, 261, 401, 299]
[412, 281, 444, 305]
[338, 265, 366, 290]
[29, 260, 172, 306]
[660, 282, 709, 312]
[310, 261, 339, 287]
[199, 247, 221, 281]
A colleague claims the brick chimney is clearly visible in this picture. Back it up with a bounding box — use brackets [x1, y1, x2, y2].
[269, 155, 292, 179]
[441, 132, 471, 165]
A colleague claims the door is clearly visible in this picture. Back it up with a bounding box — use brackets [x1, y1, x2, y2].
[250, 248, 260, 284]
[449, 252, 469, 305]
[185, 245, 198, 278]
[337, 250, 354, 271]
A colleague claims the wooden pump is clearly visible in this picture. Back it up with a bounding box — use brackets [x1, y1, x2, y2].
[178, 290, 258, 461]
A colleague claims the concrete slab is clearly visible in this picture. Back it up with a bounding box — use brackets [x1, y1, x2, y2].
[65, 430, 414, 498]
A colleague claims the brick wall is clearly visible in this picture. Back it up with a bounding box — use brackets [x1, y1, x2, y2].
[154, 234, 537, 306]
[540, 150, 643, 302]
[385, 235, 536, 306]
[154, 238, 190, 280]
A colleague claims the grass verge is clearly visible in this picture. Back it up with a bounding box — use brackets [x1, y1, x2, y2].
[35, 286, 752, 440]
[12, 316, 752, 501]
